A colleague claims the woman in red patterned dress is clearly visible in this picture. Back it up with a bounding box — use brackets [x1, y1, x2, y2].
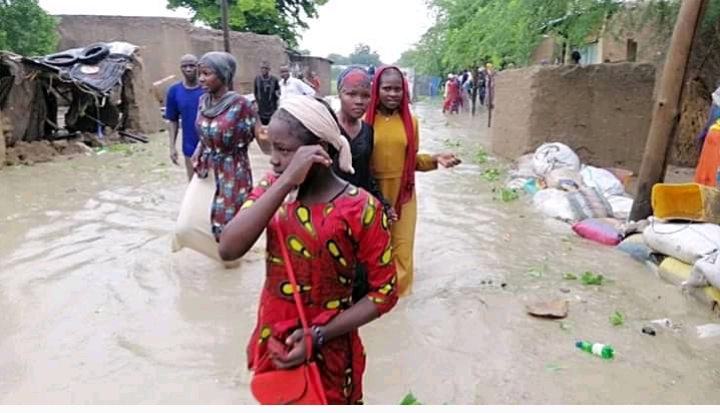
[218, 95, 399, 404]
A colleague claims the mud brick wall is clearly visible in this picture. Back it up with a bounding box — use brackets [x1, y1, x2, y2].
[56, 15, 289, 95]
[0, 111, 5, 168]
[491, 63, 656, 172]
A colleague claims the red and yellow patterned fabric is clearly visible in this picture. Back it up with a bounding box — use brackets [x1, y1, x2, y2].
[244, 172, 398, 404]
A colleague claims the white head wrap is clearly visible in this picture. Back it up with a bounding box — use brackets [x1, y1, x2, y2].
[278, 95, 354, 174]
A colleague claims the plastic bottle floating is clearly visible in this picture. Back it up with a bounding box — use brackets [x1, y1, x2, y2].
[576, 340, 615, 359]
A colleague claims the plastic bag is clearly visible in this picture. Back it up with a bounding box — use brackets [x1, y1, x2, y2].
[643, 219, 720, 265]
[617, 233, 656, 263]
[607, 195, 634, 220]
[172, 171, 240, 265]
[532, 143, 581, 177]
[533, 188, 576, 222]
[685, 252, 720, 289]
[573, 218, 623, 246]
[567, 187, 613, 221]
[580, 166, 626, 198]
[545, 168, 584, 191]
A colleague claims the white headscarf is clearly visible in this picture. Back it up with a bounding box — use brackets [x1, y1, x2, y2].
[712, 86, 720, 107]
[279, 95, 354, 174]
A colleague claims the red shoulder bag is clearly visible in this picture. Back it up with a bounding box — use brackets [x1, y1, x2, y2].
[250, 216, 328, 405]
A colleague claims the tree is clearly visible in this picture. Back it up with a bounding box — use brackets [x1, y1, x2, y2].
[347, 43, 383, 66]
[167, 0, 328, 47]
[326, 53, 350, 65]
[398, 0, 624, 74]
[0, 0, 57, 56]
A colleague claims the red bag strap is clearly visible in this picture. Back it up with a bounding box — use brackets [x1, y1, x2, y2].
[273, 214, 314, 361]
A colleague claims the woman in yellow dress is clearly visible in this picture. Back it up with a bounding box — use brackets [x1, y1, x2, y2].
[366, 66, 461, 296]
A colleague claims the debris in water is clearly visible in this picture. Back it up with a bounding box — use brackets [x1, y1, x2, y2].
[560, 287, 571, 293]
[610, 311, 625, 326]
[481, 168, 501, 182]
[526, 300, 569, 319]
[545, 363, 566, 373]
[696, 324, 720, 339]
[563, 273, 578, 280]
[580, 271, 604, 285]
[400, 392, 422, 405]
[651, 318, 676, 329]
[559, 321, 573, 331]
[641, 326, 656, 336]
[527, 269, 544, 278]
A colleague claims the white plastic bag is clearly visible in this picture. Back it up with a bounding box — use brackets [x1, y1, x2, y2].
[643, 220, 720, 265]
[580, 166, 626, 198]
[607, 195, 634, 220]
[533, 188, 576, 222]
[545, 168, 584, 191]
[685, 252, 720, 289]
[172, 170, 240, 265]
[532, 143, 580, 177]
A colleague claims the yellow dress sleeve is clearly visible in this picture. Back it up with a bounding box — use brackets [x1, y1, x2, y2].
[413, 116, 438, 172]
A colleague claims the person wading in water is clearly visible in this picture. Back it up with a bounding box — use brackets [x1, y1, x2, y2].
[166, 54, 204, 181]
[219, 95, 399, 404]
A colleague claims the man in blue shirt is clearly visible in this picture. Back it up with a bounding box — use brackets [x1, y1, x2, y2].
[166, 54, 205, 181]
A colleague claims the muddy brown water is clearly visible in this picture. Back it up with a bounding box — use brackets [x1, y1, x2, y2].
[2, 102, 720, 404]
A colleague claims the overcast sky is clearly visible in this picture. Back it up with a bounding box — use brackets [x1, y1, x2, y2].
[38, 0, 433, 63]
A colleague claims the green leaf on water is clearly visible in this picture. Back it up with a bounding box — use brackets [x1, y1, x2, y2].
[580, 271, 604, 285]
[400, 392, 422, 405]
[527, 269, 544, 278]
[610, 311, 625, 326]
[563, 273, 578, 280]
[501, 189, 519, 202]
[473, 146, 489, 164]
[481, 168, 501, 182]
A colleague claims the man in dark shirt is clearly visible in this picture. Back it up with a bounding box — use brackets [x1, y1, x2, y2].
[253, 61, 280, 126]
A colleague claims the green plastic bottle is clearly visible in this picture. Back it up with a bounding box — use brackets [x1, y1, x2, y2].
[576, 340, 614, 359]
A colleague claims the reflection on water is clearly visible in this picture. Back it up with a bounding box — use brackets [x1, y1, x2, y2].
[1, 103, 720, 404]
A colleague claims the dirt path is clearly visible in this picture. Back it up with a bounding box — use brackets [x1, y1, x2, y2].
[1, 102, 719, 404]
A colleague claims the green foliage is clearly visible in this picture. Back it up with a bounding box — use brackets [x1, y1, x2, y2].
[402, 0, 720, 76]
[166, 0, 328, 47]
[328, 44, 383, 67]
[0, 0, 58, 56]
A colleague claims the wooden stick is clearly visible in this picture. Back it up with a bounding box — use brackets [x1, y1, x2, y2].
[629, 0, 709, 221]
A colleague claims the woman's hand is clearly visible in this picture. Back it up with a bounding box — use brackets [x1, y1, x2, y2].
[278, 145, 332, 187]
[433, 152, 462, 168]
[191, 144, 203, 171]
[271, 329, 308, 370]
[387, 206, 399, 224]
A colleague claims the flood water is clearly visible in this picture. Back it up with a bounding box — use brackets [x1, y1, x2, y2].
[2, 102, 720, 404]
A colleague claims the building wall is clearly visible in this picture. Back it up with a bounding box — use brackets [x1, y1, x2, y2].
[491, 63, 657, 172]
[57, 15, 288, 95]
[288, 55, 332, 96]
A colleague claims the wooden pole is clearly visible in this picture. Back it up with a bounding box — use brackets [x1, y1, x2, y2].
[221, 0, 231, 54]
[629, 0, 709, 221]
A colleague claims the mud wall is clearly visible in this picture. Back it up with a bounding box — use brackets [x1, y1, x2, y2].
[57, 15, 288, 95]
[0, 111, 5, 168]
[288, 55, 332, 96]
[491, 63, 656, 172]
